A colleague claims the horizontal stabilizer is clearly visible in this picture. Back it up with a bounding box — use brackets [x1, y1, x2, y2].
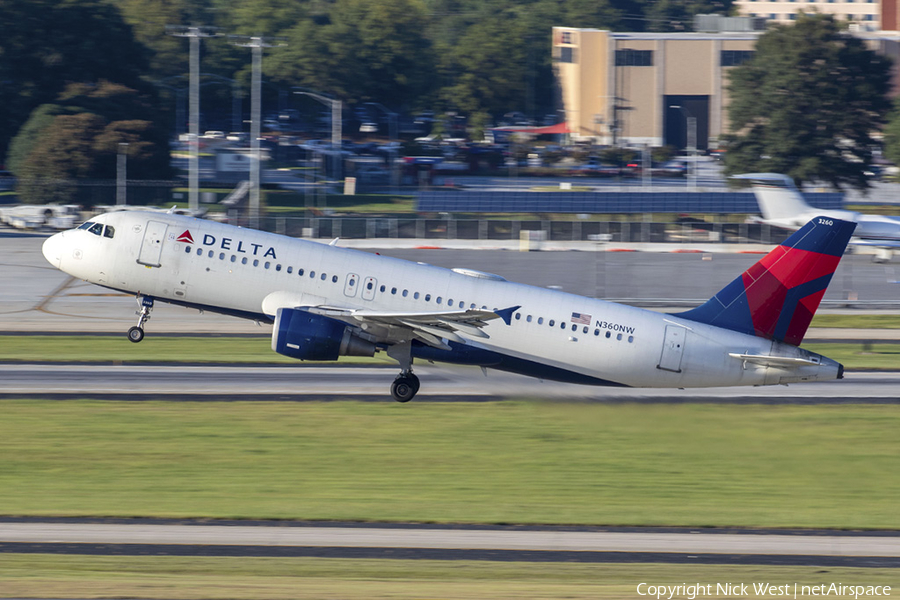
[728, 353, 821, 368]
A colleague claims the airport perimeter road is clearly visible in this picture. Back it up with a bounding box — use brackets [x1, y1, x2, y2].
[0, 521, 898, 566]
[2, 364, 898, 402]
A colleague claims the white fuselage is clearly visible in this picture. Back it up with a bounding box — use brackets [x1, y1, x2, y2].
[42, 211, 841, 388]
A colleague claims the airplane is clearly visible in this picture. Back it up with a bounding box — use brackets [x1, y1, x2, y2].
[737, 172, 900, 262]
[42, 209, 855, 402]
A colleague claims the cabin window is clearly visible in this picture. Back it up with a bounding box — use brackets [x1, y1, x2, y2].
[253, 259, 259, 267]
[425, 294, 431, 302]
[298, 268, 304, 276]
[220, 253, 226, 260]
[594, 329, 600, 336]
[527, 315, 532, 322]
[310, 271, 316, 278]
[287, 266, 292, 273]
[208, 250, 214, 258]
[185, 246, 192, 254]
[367, 281, 373, 290]
[571, 324, 577, 332]
[538, 317, 544, 325]
[606, 331, 611, 338]
[321, 273, 327, 280]
[515, 313, 521, 320]
[332, 275, 338, 282]
[617, 333, 623, 341]
[436, 296, 442, 304]
[230, 255, 236, 263]
[197, 248, 202, 256]
[391, 287, 397, 295]
[88, 223, 104, 236]
[628, 336, 634, 343]
[470, 303, 476, 309]
[549, 319, 555, 327]
[103, 225, 115, 239]
[275, 264, 282, 271]
[402, 290, 408, 297]
[264, 262, 271, 269]
[242, 257, 248, 265]
[414, 292, 420, 299]
[380, 285, 386, 293]
[583, 326, 588, 334]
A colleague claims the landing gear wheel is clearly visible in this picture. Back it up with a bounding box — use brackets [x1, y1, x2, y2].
[127, 326, 145, 343]
[391, 374, 419, 403]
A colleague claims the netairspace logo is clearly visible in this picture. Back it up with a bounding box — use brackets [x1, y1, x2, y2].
[636, 583, 892, 599]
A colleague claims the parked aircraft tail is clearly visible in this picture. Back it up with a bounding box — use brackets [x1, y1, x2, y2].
[678, 217, 856, 346]
[733, 173, 811, 222]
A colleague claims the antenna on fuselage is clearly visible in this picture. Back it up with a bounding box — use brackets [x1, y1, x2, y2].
[167, 205, 177, 214]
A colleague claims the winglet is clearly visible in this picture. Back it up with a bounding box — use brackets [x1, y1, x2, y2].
[677, 217, 855, 346]
[494, 305, 521, 326]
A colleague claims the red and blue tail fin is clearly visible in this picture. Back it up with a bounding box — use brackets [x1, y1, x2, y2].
[678, 217, 856, 346]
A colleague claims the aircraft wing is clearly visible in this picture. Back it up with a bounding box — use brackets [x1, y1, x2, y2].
[306, 305, 520, 350]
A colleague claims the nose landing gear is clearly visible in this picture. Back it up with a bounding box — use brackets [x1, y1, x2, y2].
[127, 296, 154, 343]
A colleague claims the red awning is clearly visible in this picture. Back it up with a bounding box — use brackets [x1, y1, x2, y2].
[491, 122, 570, 135]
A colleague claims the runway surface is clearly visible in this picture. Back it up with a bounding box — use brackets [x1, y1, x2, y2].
[1, 520, 898, 566]
[3, 363, 900, 402]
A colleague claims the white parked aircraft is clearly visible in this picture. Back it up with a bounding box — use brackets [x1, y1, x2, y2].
[737, 172, 900, 261]
[42, 210, 855, 401]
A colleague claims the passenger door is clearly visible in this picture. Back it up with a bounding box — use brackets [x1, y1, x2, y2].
[137, 220, 168, 267]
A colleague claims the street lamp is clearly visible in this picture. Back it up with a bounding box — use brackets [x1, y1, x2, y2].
[294, 90, 342, 182]
[365, 102, 398, 193]
[669, 104, 697, 191]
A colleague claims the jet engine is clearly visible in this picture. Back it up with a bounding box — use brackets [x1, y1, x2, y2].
[272, 307, 376, 360]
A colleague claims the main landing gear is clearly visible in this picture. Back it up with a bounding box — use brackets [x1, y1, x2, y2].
[391, 372, 420, 403]
[127, 296, 154, 343]
[387, 340, 420, 402]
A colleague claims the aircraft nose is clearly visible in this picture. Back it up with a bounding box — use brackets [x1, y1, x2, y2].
[42, 232, 65, 268]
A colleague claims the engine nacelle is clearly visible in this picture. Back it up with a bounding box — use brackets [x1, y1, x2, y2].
[272, 307, 376, 361]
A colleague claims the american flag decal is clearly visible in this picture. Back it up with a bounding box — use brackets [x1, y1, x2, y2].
[571, 312, 591, 325]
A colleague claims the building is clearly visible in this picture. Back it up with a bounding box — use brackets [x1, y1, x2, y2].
[553, 20, 900, 151]
[734, 0, 880, 30]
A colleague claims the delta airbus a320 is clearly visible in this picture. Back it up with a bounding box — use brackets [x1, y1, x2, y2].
[42, 210, 855, 401]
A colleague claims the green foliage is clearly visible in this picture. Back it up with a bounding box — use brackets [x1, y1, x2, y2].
[11, 81, 172, 204]
[882, 97, 900, 168]
[0, 0, 152, 160]
[723, 14, 892, 190]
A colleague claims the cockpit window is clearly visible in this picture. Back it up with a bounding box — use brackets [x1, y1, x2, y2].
[103, 225, 115, 239]
[78, 221, 95, 230]
[87, 223, 104, 236]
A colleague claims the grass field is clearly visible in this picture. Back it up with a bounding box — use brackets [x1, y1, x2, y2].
[1, 335, 899, 370]
[1, 399, 897, 529]
[1, 555, 897, 599]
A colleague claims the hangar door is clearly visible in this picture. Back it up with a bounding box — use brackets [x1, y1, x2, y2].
[664, 96, 710, 152]
[137, 220, 168, 267]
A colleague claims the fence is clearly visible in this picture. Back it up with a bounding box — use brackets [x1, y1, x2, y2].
[236, 215, 791, 245]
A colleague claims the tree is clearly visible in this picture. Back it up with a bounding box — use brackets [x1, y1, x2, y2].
[11, 81, 172, 204]
[0, 0, 152, 160]
[723, 14, 892, 191]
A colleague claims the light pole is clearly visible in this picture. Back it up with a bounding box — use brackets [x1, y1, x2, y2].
[233, 36, 284, 230]
[117, 143, 128, 206]
[365, 102, 398, 192]
[295, 90, 342, 182]
[167, 26, 219, 213]
[670, 104, 697, 191]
